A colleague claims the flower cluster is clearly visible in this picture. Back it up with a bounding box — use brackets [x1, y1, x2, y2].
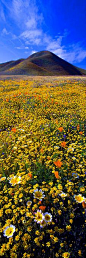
[0, 78, 86, 257]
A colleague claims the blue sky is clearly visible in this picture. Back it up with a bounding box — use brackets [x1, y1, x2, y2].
[0, 0, 86, 69]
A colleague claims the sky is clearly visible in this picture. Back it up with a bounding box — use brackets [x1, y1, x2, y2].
[0, 0, 86, 69]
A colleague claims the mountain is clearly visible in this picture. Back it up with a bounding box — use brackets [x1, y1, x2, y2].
[0, 59, 24, 73]
[0, 50, 86, 76]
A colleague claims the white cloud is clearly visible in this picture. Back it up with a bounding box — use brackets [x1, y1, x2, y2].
[0, 3, 6, 21]
[1, 0, 43, 28]
[1, 0, 44, 46]
[2, 28, 17, 40]
[45, 37, 86, 64]
[16, 46, 29, 49]
[10, 0, 43, 30]
[45, 35, 66, 58]
[25, 46, 29, 49]
[21, 29, 42, 39]
[30, 50, 37, 55]
[20, 29, 42, 45]
[2, 28, 9, 35]
[76, 50, 86, 62]
[12, 0, 44, 45]
[46, 36, 64, 55]
[60, 44, 86, 63]
[26, 17, 37, 29]
[12, 0, 23, 19]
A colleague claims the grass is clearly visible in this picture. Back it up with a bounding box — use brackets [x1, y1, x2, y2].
[0, 76, 86, 258]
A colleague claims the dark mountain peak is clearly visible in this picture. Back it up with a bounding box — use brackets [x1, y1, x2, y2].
[0, 50, 86, 76]
[27, 50, 83, 76]
[27, 50, 53, 59]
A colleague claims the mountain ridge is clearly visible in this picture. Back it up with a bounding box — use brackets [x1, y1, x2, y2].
[0, 50, 86, 76]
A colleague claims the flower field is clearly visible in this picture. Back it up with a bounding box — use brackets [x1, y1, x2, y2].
[0, 77, 86, 258]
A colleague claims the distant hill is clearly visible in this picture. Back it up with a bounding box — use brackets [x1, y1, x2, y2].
[0, 50, 86, 76]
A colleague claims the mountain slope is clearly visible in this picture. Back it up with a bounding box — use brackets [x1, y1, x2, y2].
[27, 51, 82, 75]
[0, 59, 24, 72]
[0, 50, 86, 76]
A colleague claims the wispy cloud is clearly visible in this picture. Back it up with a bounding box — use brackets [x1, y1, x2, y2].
[1, 0, 11, 12]
[16, 46, 29, 50]
[26, 17, 37, 29]
[0, 3, 6, 22]
[12, 0, 23, 19]
[62, 45, 86, 63]
[46, 38, 86, 64]
[1, 0, 44, 44]
[1, 27, 17, 40]
[20, 29, 42, 45]
[11, 0, 44, 46]
[8, 0, 43, 29]
[46, 36, 64, 55]
[2, 28, 9, 35]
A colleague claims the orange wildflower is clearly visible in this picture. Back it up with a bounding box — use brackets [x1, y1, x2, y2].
[39, 201, 42, 204]
[11, 193, 14, 196]
[38, 96, 41, 99]
[28, 173, 32, 178]
[79, 131, 83, 135]
[54, 171, 60, 179]
[58, 127, 63, 132]
[54, 160, 62, 168]
[11, 128, 16, 133]
[40, 148, 44, 153]
[47, 156, 50, 160]
[39, 206, 46, 211]
[82, 201, 86, 208]
[61, 141, 66, 148]
[77, 124, 80, 130]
